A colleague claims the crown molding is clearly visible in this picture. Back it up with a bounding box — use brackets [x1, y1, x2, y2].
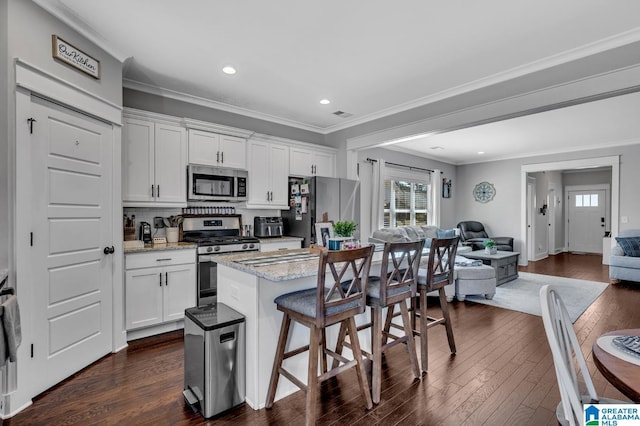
[249, 133, 337, 153]
[122, 79, 327, 134]
[32, 0, 130, 62]
[324, 28, 640, 134]
[48, 0, 640, 136]
[182, 118, 255, 139]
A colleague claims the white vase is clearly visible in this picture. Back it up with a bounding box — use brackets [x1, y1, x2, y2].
[166, 227, 179, 243]
[485, 246, 497, 255]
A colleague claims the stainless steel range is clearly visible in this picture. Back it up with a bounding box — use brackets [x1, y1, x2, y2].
[182, 215, 259, 306]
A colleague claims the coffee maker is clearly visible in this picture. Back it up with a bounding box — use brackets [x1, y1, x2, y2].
[140, 221, 152, 244]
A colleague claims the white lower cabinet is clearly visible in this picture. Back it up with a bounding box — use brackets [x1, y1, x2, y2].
[125, 250, 196, 331]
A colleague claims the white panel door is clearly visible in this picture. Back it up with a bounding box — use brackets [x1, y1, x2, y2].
[125, 268, 164, 330]
[122, 117, 154, 202]
[163, 264, 196, 322]
[269, 143, 290, 206]
[313, 150, 335, 178]
[247, 140, 271, 205]
[31, 96, 113, 396]
[568, 190, 606, 253]
[188, 129, 219, 166]
[154, 123, 186, 204]
[289, 147, 314, 176]
[219, 135, 247, 169]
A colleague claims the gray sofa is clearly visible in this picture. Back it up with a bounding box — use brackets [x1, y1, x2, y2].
[369, 225, 484, 301]
[610, 229, 640, 283]
[370, 225, 469, 252]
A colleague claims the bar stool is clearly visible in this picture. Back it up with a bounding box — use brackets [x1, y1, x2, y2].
[413, 236, 459, 373]
[265, 245, 375, 426]
[333, 240, 424, 403]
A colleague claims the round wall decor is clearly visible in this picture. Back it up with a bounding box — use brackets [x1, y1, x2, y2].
[473, 181, 496, 203]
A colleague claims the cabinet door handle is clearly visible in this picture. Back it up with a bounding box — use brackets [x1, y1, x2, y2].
[217, 151, 220, 163]
[221, 152, 224, 163]
[165, 272, 168, 286]
[151, 184, 155, 197]
[157, 185, 160, 198]
[156, 258, 172, 261]
[159, 272, 162, 287]
[266, 191, 269, 201]
[270, 191, 273, 201]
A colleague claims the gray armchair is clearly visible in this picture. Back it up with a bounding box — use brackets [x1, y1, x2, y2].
[456, 221, 514, 251]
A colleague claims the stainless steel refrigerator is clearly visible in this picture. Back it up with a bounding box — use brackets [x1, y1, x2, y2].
[281, 176, 360, 247]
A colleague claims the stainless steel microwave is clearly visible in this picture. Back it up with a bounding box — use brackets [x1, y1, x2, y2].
[187, 165, 248, 202]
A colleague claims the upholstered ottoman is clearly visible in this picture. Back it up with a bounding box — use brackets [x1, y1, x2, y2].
[455, 264, 496, 301]
[426, 281, 455, 302]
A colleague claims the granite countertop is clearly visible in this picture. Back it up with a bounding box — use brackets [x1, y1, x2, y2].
[214, 247, 388, 282]
[214, 249, 321, 281]
[124, 242, 197, 254]
[257, 236, 304, 242]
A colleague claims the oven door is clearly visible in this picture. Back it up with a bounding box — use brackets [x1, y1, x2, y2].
[197, 255, 217, 306]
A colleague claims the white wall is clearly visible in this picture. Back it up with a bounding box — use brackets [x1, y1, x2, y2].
[1, 0, 9, 269]
[356, 147, 457, 242]
[3, 0, 124, 415]
[455, 143, 640, 259]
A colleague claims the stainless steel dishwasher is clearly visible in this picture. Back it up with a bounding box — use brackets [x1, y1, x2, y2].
[183, 303, 246, 418]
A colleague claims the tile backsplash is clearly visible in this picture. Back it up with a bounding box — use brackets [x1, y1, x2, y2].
[123, 205, 282, 239]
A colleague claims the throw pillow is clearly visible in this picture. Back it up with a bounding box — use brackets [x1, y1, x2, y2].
[616, 236, 640, 257]
[437, 228, 457, 238]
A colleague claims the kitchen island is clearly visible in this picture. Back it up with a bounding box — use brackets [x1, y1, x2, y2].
[215, 248, 380, 409]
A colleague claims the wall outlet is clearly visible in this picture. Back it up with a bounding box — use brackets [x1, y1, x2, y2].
[153, 216, 165, 228]
[622, 216, 629, 224]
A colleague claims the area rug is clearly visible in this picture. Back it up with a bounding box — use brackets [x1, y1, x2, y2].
[464, 272, 608, 322]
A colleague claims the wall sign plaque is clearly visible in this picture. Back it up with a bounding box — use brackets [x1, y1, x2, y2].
[51, 35, 100, 79]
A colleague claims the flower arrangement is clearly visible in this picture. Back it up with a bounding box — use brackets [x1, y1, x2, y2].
[333, 221, 356, 237]
[483, 239, 497, 254]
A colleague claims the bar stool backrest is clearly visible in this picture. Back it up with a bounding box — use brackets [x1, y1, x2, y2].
[379, 240, 425, 306]
[423, 236, 459, 292]
[315, 245, 375, 328]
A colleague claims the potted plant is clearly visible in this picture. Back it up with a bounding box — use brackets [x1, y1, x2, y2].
[329, 220, 357, 250]
[483, 239, 497, 255]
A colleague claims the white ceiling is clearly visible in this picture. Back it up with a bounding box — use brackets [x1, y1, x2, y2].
[387, 91, 640, 165]
[35, 1, 640, 163]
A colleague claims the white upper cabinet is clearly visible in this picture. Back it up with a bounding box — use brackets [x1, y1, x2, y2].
[246, 139, 289, 209]
[289, 146, 336, 177]
[188, 129, 246, 169]
[123, 116, 187, 207]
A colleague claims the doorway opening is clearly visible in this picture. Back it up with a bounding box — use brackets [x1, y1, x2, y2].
[520, 156, 619, 266]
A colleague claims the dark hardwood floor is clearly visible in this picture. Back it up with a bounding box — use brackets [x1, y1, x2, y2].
[6, 253, 638, 425]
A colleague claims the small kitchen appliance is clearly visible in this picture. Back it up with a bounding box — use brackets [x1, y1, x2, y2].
[182, 215, 260, 306]
[184, 303, 246, 418]
[253, 216, 283, 238]
[140, 221, 152, 244]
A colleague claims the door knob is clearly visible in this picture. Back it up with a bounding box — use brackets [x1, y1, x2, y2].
[103, 246, 115, 255]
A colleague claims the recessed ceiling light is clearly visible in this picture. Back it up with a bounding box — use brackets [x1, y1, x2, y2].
[478, 151, 485, 155]
[222, 66, 237, 75]
[320, 99, 331, 105]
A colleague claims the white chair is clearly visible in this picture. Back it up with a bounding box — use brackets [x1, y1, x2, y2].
[539, 285, 626, 426]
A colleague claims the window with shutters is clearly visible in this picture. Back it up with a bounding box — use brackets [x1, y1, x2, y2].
[383, 168, 431, 227]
